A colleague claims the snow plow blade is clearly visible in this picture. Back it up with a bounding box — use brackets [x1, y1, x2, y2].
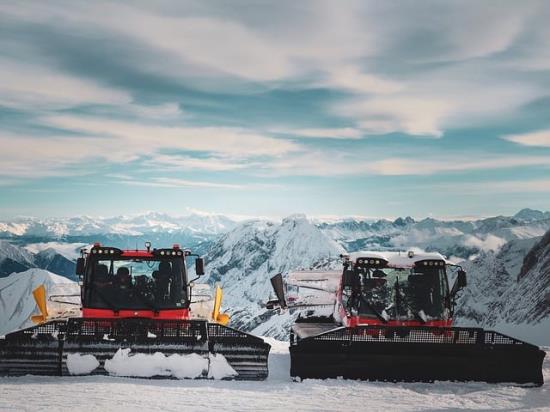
[290, 323, 545, 386]
[0, 318, 270, 380]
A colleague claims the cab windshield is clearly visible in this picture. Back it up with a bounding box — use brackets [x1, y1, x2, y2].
[86, 258, 186, 310]
[344, 264, 449, 321]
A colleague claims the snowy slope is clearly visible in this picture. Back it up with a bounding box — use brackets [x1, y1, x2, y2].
[0, 269, 78, 335]
[203, 215, 344, 338]
[0, 239, 36, 276]
[455, 229, 550, 344]
[0, 346, 548, 412]
[0, 240, 76, 278]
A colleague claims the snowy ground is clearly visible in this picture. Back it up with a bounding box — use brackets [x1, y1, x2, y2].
[0, 340, 548, 412]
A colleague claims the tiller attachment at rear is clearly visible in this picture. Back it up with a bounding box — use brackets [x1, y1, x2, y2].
[0, 318, 270, 380]
[290, 323, 545, 386]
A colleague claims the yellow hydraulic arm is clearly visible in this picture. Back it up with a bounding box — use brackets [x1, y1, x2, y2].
[212, 285, 230, 326]
[30, 284, 49, 324]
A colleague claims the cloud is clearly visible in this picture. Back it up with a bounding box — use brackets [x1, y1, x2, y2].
[333, 60, 543, 137]
[337, 96, 453, 137]
[116, 176, 244, 190]
[0, 133, 112, 178]
[1, 1, 548, 139]
[323, 65, 402, 95]
[366, 156, 550, 176]
[43, 114, 300, 158]
[146, 154, 250, 172]
[0, 111, 302, 179]
[1, 0, 549, 196]
[274, 127, 363, 139]
[463, 234, 507, 252]
[262, 152, 550, 177]
[502, 130, 550, 147]
[0, 57, 130, 109]
[440, 178, 550, 195]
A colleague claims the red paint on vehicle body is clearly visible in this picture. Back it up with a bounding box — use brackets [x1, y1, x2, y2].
[82, 308, 190, 320]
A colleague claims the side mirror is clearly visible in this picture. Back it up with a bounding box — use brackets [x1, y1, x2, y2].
[342, 270, 357, 287]
[457, 270, 467, 288]
[76, 258, 85, 276]
[450, 269, 467, 296]
[195, 258, 205, 276]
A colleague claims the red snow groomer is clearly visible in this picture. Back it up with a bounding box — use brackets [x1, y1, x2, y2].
[268, 251, 545, 385]
[0, 243, 270, 380]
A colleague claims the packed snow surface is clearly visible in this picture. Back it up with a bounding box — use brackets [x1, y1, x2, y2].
[0, 343, 548, 411]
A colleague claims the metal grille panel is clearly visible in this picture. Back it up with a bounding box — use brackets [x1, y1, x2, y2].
[305, 325, 536, 347]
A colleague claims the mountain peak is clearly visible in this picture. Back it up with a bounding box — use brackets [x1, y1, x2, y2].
[514, 208, 548, 222]
[282, 214, 308, 224]
[393, 216, 415, 226]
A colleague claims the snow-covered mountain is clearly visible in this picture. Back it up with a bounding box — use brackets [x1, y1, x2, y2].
[0, 240, 76, 279]
[202, 214, 344, 338]
[0, 239, 35, 276]
[514, 208, 550, 222]
[457, 228, 550, 329]
[0, 269, 78, 336]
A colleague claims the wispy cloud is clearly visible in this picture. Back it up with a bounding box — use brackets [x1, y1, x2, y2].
[262, 152, 550, 177]
[274, 127, 363, 140]
[43, 115, 299, 158]
[117, 176, 244, 190]
[502, 130, 550, 147]
[0, 57, 130, 109]
[146, 154, 250, 172]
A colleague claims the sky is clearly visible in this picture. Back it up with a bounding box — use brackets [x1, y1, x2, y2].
[1, 0, 550, 219]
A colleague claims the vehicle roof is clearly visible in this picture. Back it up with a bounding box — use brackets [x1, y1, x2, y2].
[348, 250, 447, 267]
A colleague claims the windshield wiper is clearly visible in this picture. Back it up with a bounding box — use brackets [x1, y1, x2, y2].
[359, 295, 388, 323]
[132, 291, 159, 313]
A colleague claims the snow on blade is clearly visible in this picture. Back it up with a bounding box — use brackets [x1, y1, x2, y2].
[165, 353, 208, 379]
[207, 354, 238, 379]
[66, 353, 99, 375]
[103, 348, 236, 379]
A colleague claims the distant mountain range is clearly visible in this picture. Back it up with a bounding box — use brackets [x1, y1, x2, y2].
[2, 208, 548, 256]
[0, 211, 237, 238]
[0, 212, 238, 259]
